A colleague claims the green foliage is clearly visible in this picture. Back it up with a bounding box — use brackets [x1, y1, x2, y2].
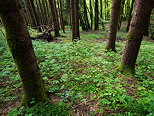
[9, 101, 71, 116]
[0, 29, 154, 115]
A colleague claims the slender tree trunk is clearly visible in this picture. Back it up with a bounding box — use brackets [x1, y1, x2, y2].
[44, 0, 52, 27]
[126, 0, 135, 32]
[118, 0, 125, 30]
[71, 0, 80, 41]
[143, 15, 151, 36]
[83, 0, 90, 31]
[49, 0, 60, 37]
[35, 0, 43, 27]
[100, 0, 105, 30]
[79, 13, 86, 31]
[104, 0, 107, 20]
[42, 0, 49, 26]
[25, 0, 38, 28]
[89, 0, 93, 29]
[94, 0, 99, 30]
[106, 0, 122, 51]
[0, 0, 48, 106]
[23, 0, 32, 26]
[29, 0, 42, 32]
[58, 0, 65, 33]
[118, 0, 154, 74]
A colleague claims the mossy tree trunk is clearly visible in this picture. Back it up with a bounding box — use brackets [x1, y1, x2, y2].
[0, 0, 48, 106]
[118, 0, 154, 75]
[106, 0, 122, 51]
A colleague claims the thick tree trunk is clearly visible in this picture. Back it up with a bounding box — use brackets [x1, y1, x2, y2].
[71, 0, 80, 41]
[118, 0, 154, 74]
[49, 0, 60, 37]
[0, 0, 48, 106]
[94, 0, 99, 30]
[106, 0, 122, 51]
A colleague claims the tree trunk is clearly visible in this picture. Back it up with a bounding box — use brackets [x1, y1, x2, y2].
[118, 0, 125, 30]
[100, 0, 105, 30]
[89, 0, 93, 29]
[126, 0, 135, 32]
[71, 0, 80, 41]
[83, 0, 90, 31]
[106, 0, 122, 51]
[48, 0, 60, 37]
[29, 0, 42, 32]
[118, 0, 154, 74]
[58, 0, 65, 33]
[0, 0, 48, 106]
[143, 15, 151, 36]
[94, 0, 99, 30]
[24, 0, 38, 29]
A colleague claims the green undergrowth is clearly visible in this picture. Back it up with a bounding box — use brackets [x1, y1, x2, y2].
[0, 30, 154, 115]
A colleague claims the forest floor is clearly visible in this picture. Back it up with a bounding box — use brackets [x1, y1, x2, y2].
[0, 27, 154, 116]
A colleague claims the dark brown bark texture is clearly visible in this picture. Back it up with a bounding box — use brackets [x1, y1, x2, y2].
[89, 0, 93, 29]
[0, 0, 47, 106]
[126, 0, 135, 32]
[94, 0, 99, 30]
[30, 0, 42, 32]
[71, 0, 80, 41]
[121, 0, 154, 73]
[106, 0, 122, 51]
[25, 0, 38, 28]
[49, 0, 60, 37]
[83, 0, 90, 30]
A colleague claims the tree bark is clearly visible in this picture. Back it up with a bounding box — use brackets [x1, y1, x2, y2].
[106, 0, 122, 51]
[71, 0, 80, 41]
[94, 0, 99, 30]
[58, 0, 65, 33]
[48, 0, 60, 37]
[126, 0, 135, 32]
[29, 0, 42, 32]
[25, 0, 38, 28]
[0, 0, 48, 106]
[83, 0, 90, 31]
[89, 0, 93, 29]
[118, 0, 125, 30]
[100, 0, 105, 30]
[118, 0, 154, 74]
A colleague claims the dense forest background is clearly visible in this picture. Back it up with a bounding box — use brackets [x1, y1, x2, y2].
[0, 0, 154, 115]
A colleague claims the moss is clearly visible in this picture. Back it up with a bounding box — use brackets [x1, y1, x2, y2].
[21, 89, 48, 107]
[117, 63, 135, 76]
[127, 32, 133, 40]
